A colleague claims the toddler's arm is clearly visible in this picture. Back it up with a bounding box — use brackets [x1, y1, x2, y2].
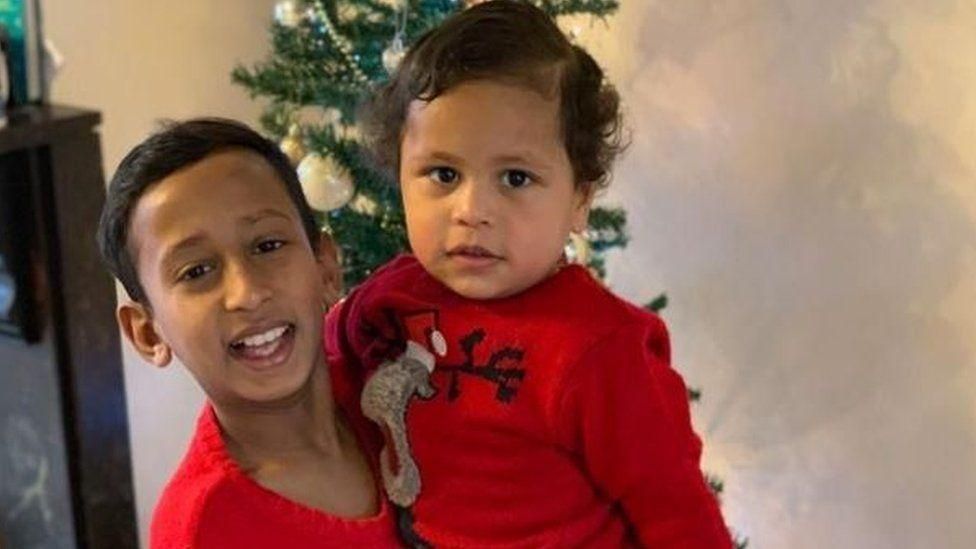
[324, 296, 370, 405]
[555, 317, 734, 548]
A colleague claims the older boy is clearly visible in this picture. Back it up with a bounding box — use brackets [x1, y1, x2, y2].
[97, 119, 400, 548]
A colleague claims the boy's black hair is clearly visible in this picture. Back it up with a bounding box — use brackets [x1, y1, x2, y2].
[362, 0, 624, 190]
[96, 118, 320, 305]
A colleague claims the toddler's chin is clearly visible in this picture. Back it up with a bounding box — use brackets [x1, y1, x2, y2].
[441, 275, 536, 301]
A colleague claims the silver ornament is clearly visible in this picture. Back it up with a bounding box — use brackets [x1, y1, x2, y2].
[297, 153, 355, 211]
[304, 5, 321, 24]
[568, 232, 592, 265]
[350, 193, 378, 215]
[279, 124, 306, 167]
[382, 36, 406, 74]
[274, 0, 304, 27]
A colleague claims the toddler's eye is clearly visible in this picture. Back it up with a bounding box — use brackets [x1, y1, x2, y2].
[179, 264, 213, 282]
[502, 170, 532, 189]
[255, 239, 286, 254]
[428, 167, 459, 185]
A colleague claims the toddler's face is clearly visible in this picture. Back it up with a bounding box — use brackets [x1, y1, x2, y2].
[399, 79, 591, 299]
[123, 150, 330, 406]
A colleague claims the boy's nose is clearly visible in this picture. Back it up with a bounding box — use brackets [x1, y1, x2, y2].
[223, 262, 273, 311]
[451, 180, 495, 227]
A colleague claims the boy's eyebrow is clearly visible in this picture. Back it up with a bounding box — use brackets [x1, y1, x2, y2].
[159, 209, 292, 266]
[240, 208, 292, 225]
[160, 234, 208, 267]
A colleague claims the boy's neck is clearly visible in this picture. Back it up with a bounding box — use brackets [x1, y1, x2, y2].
[213, 362, 345, 464]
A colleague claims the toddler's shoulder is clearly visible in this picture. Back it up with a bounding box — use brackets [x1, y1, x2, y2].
[558, 266, 668, 335]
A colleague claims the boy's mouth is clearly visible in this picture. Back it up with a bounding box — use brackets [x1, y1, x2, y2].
[228, 323, 295, 364]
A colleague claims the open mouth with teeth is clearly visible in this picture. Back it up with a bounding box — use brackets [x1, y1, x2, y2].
[228, 324, 296, 366]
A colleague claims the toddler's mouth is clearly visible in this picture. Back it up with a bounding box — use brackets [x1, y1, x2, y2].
[447, 245, 501, 259]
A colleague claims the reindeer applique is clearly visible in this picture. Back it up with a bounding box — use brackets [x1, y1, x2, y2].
[360, 311, 445, 507]
[359, 309, 528, 507]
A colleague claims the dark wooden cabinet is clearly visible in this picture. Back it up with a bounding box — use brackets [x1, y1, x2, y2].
[0, 105, 136, 548]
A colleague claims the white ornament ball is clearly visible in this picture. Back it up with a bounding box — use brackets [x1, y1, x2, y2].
[274, 0, 304, 27]
[382, 38, 406, 74]
[297, 153, 355, 211]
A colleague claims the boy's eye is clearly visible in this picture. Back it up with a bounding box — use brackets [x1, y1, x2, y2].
[428, 167, 459, 185]
[502, 170, 533, 189]
[178, 263, 213, 282]
[254, 239, 286, 254]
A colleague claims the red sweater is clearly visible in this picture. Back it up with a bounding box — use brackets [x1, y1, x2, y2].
[326, 254, 732, 548]
[150, 400, 401, 548]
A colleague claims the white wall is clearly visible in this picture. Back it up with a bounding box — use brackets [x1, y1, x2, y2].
[41, 1, 976, 548]
[40, 1, 278, 546]
[575, 1, 976, 547]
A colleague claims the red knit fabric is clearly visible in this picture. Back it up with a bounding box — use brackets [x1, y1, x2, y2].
[326, 254, 733, 548]
[149, 390, 401, 548]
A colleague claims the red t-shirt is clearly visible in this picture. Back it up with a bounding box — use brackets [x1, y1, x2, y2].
[326, 254, 733, 548]
[150, 396, 401, 548]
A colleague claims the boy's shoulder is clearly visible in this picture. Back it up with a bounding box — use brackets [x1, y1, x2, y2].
[149, 405, 238, 548]
[149, 405, 400, 548]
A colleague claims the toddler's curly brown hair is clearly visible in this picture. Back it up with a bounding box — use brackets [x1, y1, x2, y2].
[361, 0, 625, 192]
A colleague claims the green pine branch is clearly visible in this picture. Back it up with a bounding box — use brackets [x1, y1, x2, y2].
[533, 0, 618, 17]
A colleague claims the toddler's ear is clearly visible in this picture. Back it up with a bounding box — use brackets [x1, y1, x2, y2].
[117, 301, 172, 367]
[316, 231, 343, 308]
[571, 184, 597, 233]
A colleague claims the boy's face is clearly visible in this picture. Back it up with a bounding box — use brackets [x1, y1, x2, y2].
[120, 149, 330, 407]
[399, 79, 592, 299]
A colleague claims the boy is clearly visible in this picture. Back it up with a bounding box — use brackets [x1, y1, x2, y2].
[326, 1, 734, 547]
[96, 119, 400, 548]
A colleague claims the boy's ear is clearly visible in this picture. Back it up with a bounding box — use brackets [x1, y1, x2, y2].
[315, 231, 343, 308]
[117, 301, 172, 368]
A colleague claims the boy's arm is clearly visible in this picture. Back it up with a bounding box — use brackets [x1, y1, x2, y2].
[555, 317, 733, 548]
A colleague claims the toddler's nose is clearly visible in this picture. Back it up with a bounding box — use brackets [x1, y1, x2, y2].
[451, 180, 495, 227]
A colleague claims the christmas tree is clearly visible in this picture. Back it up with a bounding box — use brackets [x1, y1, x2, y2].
[234, 1, 745, 546]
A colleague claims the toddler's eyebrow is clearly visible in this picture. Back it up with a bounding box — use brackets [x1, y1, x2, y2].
[412, 151, 463, 165]
[409, 151, 545, 168]
[492, 154, 541, 166]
